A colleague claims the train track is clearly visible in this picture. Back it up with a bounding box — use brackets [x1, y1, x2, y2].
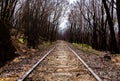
[18, 47, 55, 81]
[18, 42, 102, 81]
[68, 47, 102, 81]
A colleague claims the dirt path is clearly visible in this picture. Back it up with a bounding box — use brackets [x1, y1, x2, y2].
[25, 41, 96, 81]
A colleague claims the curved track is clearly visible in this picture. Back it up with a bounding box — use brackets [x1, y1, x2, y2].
[18, 41, 102, 81]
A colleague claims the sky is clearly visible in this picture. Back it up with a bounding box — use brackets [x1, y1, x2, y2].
[69, 0, 77, 4]
[59, 0, 77, 31]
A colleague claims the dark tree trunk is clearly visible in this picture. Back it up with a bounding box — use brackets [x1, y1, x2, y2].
[116, 0, 120, 53]
[0, 20, 16, 62]
[101, 5, 107, 50]
[92, 13, 98, 49]
[102, 0, 119, 53]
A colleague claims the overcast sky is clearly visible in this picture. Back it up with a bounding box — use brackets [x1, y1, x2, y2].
[59, 0, 77, 31]
[69, 0, 77, 4]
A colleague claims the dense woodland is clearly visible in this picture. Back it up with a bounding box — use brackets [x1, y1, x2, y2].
[65, 0, 120, 54]
[0, 0, 66, 62]
[0, 0, 120, 62]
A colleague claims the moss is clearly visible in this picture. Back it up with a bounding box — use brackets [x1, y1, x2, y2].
[18, 38, 24, 44]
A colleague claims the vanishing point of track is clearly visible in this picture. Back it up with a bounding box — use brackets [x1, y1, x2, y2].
[18, 41, 102, 81]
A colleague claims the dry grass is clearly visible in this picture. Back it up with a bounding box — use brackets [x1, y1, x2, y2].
[114, 56, 120, 63]
[0, 77, 16, 81]
[116, 56, 120, 62]
[72, 43, 104, 55]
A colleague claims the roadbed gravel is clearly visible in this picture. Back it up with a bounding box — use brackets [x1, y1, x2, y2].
[0, 42, 55, 81]
[70, 43, 120, 81]
[0, 41, 120, 81]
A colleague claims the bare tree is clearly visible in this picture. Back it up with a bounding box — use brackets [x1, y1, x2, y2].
[102, 0, 119, 53]
[14, 0, 67, 48]
[116, 0, 120, 52]
[65, 0, 119, 54]
[0, 0, 18, 62]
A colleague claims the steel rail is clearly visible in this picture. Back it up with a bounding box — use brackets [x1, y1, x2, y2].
[18, 47, 55, 81]
[68, 46, 102, 81]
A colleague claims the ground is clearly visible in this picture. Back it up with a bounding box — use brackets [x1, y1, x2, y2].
[0, 40, 120, 81]
[25, 41, 96, 81]
[71, 43, 120, 81]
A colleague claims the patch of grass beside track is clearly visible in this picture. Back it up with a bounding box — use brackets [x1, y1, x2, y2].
[73, 43, 101, 55]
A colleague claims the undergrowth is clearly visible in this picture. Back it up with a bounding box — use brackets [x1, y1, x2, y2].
[73, 43, 101, 55]
[42, 41, 51, 46]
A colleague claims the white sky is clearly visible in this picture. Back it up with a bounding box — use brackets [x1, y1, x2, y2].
[59, 0, 77, 31]
[69, 0, 77, 4]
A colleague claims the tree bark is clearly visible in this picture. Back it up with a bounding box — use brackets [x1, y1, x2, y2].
[116, 0, 120, 53]
[0, 20, 16, 62]
[102, 0, 119, 53]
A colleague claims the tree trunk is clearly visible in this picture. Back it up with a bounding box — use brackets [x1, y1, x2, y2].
[92, 13, 98, 49]
[116, 0, 120, 53]
[0, 20, 16, 62]
[102, 0, 119, 53]
[101, 5, 107, 50]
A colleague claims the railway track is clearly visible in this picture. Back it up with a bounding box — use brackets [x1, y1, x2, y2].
[18, 41, 102, 81]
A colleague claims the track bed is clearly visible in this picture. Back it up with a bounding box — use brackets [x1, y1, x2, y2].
[21, 41, 99, 81]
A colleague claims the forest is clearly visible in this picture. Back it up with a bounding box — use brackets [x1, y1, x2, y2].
[65, 0, 120, 54]
[0, 0, 120, 62]
[0, 0, 67, 62]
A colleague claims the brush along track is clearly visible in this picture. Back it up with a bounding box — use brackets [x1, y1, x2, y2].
[18, 41, 102, 81]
